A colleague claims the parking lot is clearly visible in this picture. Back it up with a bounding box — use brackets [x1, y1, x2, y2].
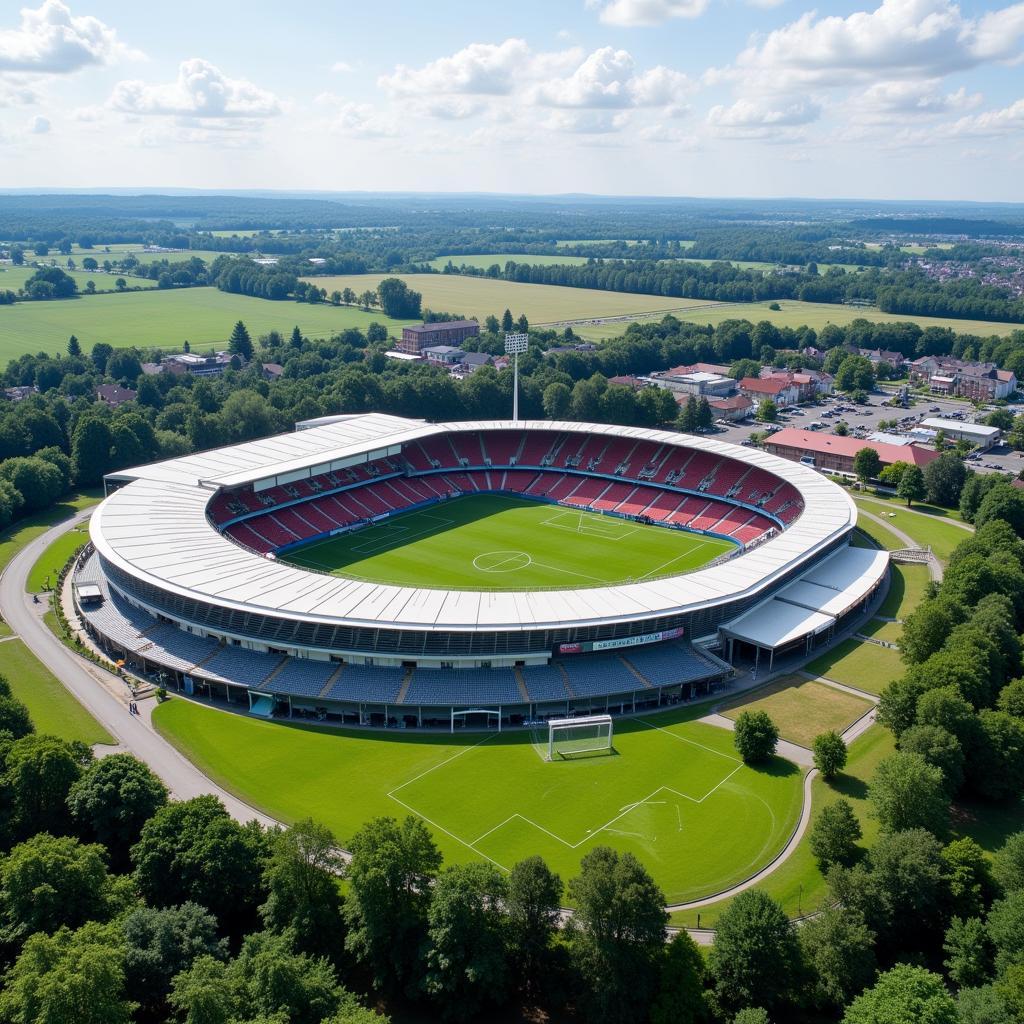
[711, 390, 1024, 477]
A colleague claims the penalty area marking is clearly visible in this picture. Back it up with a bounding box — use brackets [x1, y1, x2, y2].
[473, 550, 533, 573]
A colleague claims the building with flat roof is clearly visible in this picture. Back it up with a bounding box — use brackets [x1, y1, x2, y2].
[919, 417, 1002, 449]
[398, 320, 480, 355]
[763, 428, 939, 474]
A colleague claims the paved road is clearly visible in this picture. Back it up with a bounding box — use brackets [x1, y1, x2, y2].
[0, 508, 276, 828]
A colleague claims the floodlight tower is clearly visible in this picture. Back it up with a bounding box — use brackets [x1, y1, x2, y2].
[504, 332, 528, 422]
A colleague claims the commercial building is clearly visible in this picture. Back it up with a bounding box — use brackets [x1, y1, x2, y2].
[918, 417, 1002, 449]
[647, 364, 735, 398]
[161, 351, 238, 377]
[708, 395, 754, 421]
[398, 320, 480, 355]
[422, 345, 466, 366]
[763, 428, 939, 475]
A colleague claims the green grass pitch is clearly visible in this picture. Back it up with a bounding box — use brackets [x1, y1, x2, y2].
[154, 698, 804, 904]
[278, 494, 736, 590]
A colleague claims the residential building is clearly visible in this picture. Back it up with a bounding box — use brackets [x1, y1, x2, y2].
[162, 351, 238, 377]
[608, 375, 646, 389]
[738, 377, 801, 407]
[96, 384, 137, 408]
[2, 386, 38, 402]
[459, 352, 493, 374]
[422, 345, 466, 366]
[398, 320, 480, 355]
[908, 357, 1017, 401]
[763, 428, 939, 474]
[708, 395, 754, 421]
[758, 368, 834, 401]
[261, 363, 284, 380]
[850, 346, 906, 370]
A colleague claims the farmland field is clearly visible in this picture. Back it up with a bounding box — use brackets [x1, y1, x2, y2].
[0, 265, 158, 292]
[154, 696, 803, 905]
[0, 286, 410, 357]
[427, 253, 591, 269]
[281, 494, 734, 590]
[300, 272, 710, 323]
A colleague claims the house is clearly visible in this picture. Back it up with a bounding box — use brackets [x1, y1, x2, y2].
[96, 384, 137, 408]
[608, 375, 646, 390]
[459, 352, 492, 374]
[763, 428, 940, 474]
[738, 377, 801, 407]
[261, 363, 284, 380]
[759, 368, 833, 401]
[423, 345, 466, 366]
[851, 346, 906, 370]
[908, 357, 1017, 401]
[162, 351, 238, 377]
[708, 395, 754, 421]
[398, 320, 480, 355]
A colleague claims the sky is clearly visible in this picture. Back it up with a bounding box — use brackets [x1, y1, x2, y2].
[0, 0, 1023, 201]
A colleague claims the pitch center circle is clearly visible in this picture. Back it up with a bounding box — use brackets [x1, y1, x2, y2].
[473, 550, 533, 573]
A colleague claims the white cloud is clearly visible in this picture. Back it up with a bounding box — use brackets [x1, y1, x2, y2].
[850, 78, 982, 121]
[707, 97, 820, 139]
[380, 38, 535, 96]
[0, 0, 139, 73]
[542, 109, 630, 133]
[0, 78, 38, 106]
[328, 100, 397, 137]
[939, 97, 1024, 138]
[731, 0, 1024, 90]
[110, 59, 281, 120]
[331, 60, 353, 73]
[28, 113, 49, 132]
[637, 123, 700, 145]
[588, 0, 710, 27]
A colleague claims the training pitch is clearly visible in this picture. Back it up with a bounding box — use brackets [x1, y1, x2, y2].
[155, 699, 803, 904]
[279, 494, 736, 590]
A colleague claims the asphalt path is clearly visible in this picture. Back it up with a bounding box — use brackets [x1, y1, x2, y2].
[0, 507, 276, 827]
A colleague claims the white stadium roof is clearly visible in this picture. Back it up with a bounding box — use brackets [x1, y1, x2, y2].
[91, 416, 858, 634]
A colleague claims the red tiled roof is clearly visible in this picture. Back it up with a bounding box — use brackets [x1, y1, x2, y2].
[709, 395, 753, 410]
[765, 428, 940, 466]
[740, 377, 795, 395]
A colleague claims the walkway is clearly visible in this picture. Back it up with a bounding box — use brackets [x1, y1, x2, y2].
[857, 506, 943, 581]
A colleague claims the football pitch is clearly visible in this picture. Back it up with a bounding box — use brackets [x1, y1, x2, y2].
[154, 698, 804, 904]
[280, 494, 735, 590]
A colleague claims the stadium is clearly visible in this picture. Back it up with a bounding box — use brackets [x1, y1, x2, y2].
[72, 414, 888, 731]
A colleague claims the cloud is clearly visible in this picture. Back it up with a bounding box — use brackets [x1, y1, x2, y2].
[28, 113, 49, 132]
[938, 97, 1024, 138]
[533, 47, 695, 108]
[110, 59, 281, 120]
[0, 0, 139, 73]
[380, 38, 536, 96]
[327, 100, 397, 137]
[542, 109, 631, 133]
[637, 123, 700, 145]
[730, 0, 1024, 90]
[850, 78, 982, 121]
[331, 61, 353, 73]
[588, 0, 710, 26]
[0, 78, 39, 106]
[707, 97, 820, 138]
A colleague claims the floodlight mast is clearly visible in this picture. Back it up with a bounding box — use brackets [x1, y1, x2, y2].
[504, 332, 528, 422]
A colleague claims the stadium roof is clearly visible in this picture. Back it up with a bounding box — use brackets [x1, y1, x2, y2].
[91, 417, 858, 634]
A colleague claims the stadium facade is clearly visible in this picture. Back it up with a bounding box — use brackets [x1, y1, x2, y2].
[73, 414, 887, 728]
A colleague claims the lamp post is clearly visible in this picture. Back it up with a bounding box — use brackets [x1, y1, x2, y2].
[504, 332, 528, 422]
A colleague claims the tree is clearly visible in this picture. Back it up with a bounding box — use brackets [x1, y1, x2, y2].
[1, 733, 91, 842]
[733, 1011, 770, 1024]
[115, 277, 126, 291]
[0, 456, 65, 511]
[835, 354, 875, 392]
[542, 382, 571, 419]
[813, 731, 847, 779]
[71, 417, 113, 486]
[122, 903, 225, 1022]
[566, 846, 667, 1024]
[994, 832, 1024, 894]
[67, 753, 168, 870]
[944, 916, 993, 988]
[799, 907, 876, 1009]
[863, 829, 947, 944]
[651, 931, 707, 1024]
[260, 818, 345, 957]
[343, 815, 442, 993]
[956, 985, 1014, 1024]
[925, 451, 968, 508]
[708, 890, 802, 1015]
[842, 965, 957, 1024]
[217, 389, 279, 443]
[697, 397, 715, 433]
[131, 795, 268, 937]
[732, 710, 779, 763]
[376, 278, 422, 319]
[898, 464, 926, 506]
[0, 833, 110, 942]
[809, 798, 862, 869]
[986, 890, 1024, 976]
[501, 309, 514, 332]
[869, 751, 949, 835]
[0, 695, 33, 739]
[0, 922, 134, 1024]
[900, 724, 965, 795]
[975, 484, 1024, 538]
[970, 710, 1024, 802]
[900, 599, 960, 665]
[422, 862, 509, 1020]
[853, 446, 882, 483]
[67, 335, 81, 357]
[755, 399, 778, 423]
[505, 856, 562, 1001]
[228, 320, 253, 361]
[167, 955, 233, 1024]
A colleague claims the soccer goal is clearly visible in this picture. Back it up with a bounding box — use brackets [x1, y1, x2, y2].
[547, 714, 613, 760]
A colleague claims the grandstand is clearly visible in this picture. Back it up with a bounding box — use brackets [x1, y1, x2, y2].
[75, 414, 881, 729]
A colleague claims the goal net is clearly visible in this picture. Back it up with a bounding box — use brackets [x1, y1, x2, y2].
[547, 714, 613, 760]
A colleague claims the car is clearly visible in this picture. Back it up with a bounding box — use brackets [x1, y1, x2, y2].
[930, 406, 941, 412]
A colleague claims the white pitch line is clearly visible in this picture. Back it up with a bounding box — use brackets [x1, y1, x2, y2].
[636, 718, 743, 765]
[387, 732, 498, 797]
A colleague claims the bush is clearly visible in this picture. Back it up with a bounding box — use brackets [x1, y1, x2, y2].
[813, 731, 847, 779]
[732, 711, 779, 764]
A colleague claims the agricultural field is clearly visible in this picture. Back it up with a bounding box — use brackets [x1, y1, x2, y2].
[154, 696, 804, 905]
[718, 675, 873, 748]
[300, 272, 708, 324]
[570, 299, 1024, 341]
[281, 494, 734, 590]
[428, 254, 591, 269]
[0, 286, 410, 358]
[0, 265, 157, 293]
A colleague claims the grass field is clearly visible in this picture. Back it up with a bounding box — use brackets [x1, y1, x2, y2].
[0, 491, 102, 575]
[428, 254, 591, 269]
[805, 636, 903, 695]
[719, 675, 873, 748]
[154, 697, 803, 904]
[860, 619, 902, 644]
[298, 273, 708, 324]
[570, 299, 1024, 341]
[1, 638, 114, 745]
[0, 266, 158, 293]
[280, 495, 734, 590]
[852, 497, 970, 565]
[26, 523, 90, 593]
[878, 564, 930, 620]
[0, 287, 410, 358]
